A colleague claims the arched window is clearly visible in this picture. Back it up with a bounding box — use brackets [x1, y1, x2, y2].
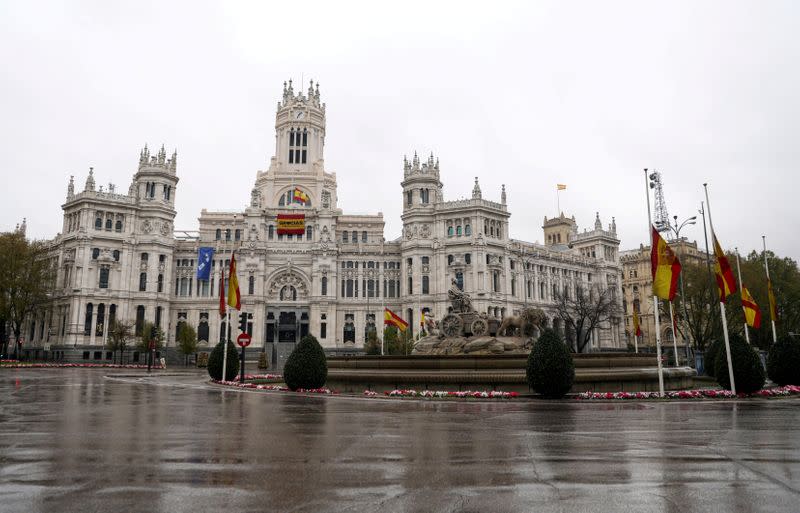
[112, 250, 120, 261]
[84, 303, 93, 335]
[248, 275, 255, 295]
[351, 231, 357, 243]
[362, 231, 367, 243]
[447, 255, 454, 266]
[95, 303, 105, 336]
[95, 217, 102, 230]
[306, 225, 313, 240]
[465, 224, 471, 235]
[422, 275, 429, 294]
[135, 305, 145, 336]
[234, 229, 241, 241]
[456, 225, 462, 236]
[105, 218, 112, 230]
[456, 272, 464, 291]
[269, 225, 274, 239]
[157, 274, 164, 293]
[198, 320, 209, 343]
[98, 268, 109, 289]
[215, 229, 221, 240]
[321, 276, 328, 296]
[139, 272, 147, 292]
[225, 229, 231, 241]
[92, 248, 100, 260]
[447, 226, 454, 237]
[141, 253, 148, 262]
[342, 231, 349, 243]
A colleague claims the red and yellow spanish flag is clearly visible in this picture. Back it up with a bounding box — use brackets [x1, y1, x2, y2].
[768, 279, 778, 322]
[218, 264, 226, 318]
[740, 286, 762, 329]
[712, 233, 737, 303]
[384, 308, 408, 331]
[227, 252, 241, 311]
[557, 184, 567, 191]
[650, 226, 681, 301]
[277, 214, 305, 235]
[633, 307, 642, 338]
[293, 187, 309, 204]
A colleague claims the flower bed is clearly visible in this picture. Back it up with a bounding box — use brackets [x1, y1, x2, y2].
[0, 362, 165, 369]
[243, 373, 282, 380]
[377, 389, 519, 399]
[577, 385, 800, 400]
[212, 379, 334, 394]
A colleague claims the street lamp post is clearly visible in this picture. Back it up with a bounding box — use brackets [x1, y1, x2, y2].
[669, 214, 696, 365]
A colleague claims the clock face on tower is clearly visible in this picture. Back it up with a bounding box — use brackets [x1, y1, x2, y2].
[294, 110, 304, 120]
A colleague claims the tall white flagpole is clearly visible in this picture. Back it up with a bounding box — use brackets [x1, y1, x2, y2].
[734, 248, 750, 344]
[762, 236, 778, 343]
[669, 301, 679, 366]
[644, 169, 665, 396]
[381, 241, 386, 356]
[703, 183, 736, 394]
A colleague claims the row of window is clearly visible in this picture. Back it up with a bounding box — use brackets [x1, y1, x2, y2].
[143, 181, 172, 201]
[484, 220, 503, 238]
[447, 224, 472, 237]
[92, 211, 125, 232]
[341, 260, 400, 270]
[214, 228, 242, 241]
[342, 230, 369, 243]
[341, 279, 401, 298]
[406, 188, 434, 206]
[288, 128, 308, 164]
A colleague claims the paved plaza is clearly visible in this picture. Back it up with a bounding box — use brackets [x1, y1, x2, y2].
[1, 369, 799, 512]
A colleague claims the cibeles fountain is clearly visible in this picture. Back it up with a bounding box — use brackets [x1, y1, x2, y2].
[325, 281, 696, 394]
[413, 279, 546, 355]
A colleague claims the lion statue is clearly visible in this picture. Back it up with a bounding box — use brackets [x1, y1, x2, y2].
[497, 308, 547, 338]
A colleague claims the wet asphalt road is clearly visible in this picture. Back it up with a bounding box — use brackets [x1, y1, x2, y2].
[0, 369, 799, 513]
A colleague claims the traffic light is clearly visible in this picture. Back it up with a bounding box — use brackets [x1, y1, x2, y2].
[238, 311, 248, 333]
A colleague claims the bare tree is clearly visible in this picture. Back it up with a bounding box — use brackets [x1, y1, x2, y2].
[554, 284, 620, 353]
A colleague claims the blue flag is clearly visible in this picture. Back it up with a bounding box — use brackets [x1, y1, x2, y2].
[197, 247, 214, 280]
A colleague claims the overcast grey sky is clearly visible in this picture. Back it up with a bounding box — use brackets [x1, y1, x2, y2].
[1, 1, 797, 259]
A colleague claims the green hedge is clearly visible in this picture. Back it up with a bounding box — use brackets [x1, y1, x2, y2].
[767, 335, 800, 386]
[207, 341, 240, 381]
[284, 335, 328, 391]
[704, 339, 724, 378]
[526, 328, 575, 398]
[714, 334, 765, 393]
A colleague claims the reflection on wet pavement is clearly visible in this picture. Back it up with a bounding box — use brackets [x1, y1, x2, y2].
[1, 369, 799, 512]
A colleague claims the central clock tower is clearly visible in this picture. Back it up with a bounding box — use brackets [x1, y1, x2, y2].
[273, 79, 326, 172]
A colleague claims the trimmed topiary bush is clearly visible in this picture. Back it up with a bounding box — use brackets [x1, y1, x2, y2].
[767, 335, 800, 386]
[714, 334, 766, 393]
[704, 339, 724, 378]
[283, 335, 328, 391]
[526, 328, 575, 398]
[207, 341, 240, 381]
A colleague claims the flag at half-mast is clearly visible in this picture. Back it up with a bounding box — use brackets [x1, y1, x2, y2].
[384, 308, 409, 331]
[650, 226, 681, 301]
[712, 233, 737, 302]
[633, 306, 642, 337]
[218, 264, 226, 318]
[741, 286, 762, 329]
[768, 279, 778, 322]
[227, 252, 241, 310]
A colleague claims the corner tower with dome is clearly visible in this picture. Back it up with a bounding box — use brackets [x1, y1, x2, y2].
[33, 80, 624, 367]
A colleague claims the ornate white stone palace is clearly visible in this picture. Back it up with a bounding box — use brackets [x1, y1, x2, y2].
[32, 80, 625, 363]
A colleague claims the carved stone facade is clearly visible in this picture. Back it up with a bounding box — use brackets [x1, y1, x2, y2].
[30, 80, 625, 360]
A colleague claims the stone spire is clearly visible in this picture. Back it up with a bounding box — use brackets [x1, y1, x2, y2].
[611, 216, 617, 235]
[501, 184, 507, 205]
[84, 167, 95, 192]
[594, 212, 602, 230]
[472, 177, 482, 199]
[67, 175, 75, 199]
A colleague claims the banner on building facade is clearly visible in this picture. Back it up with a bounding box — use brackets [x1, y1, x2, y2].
[197, 247, 214, 280]
[277, 214, 305, 235]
